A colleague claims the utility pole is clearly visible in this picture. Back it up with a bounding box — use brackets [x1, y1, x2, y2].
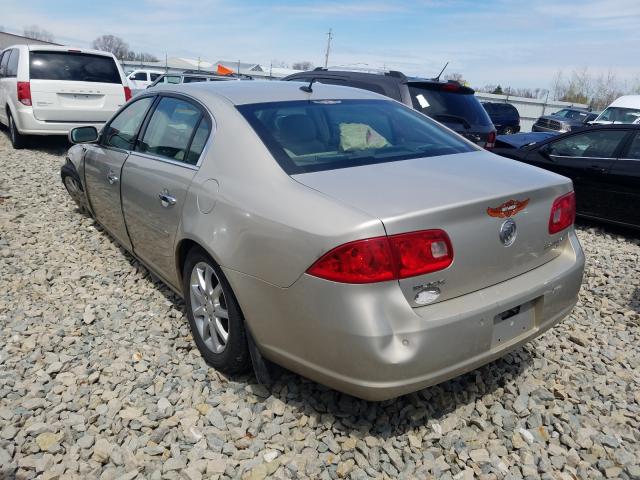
[324, 28, 332, 69]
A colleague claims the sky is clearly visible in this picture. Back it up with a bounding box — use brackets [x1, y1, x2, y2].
[1, 0, 639, 89]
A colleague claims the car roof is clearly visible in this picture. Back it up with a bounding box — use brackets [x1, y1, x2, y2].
[155, 80, 386, 105]
[14, 45, 117, 57]
[608, 95, 640, 108]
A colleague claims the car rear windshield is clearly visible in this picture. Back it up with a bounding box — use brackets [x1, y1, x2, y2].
[29, 51, 121, 83]
[409, 85, 493, 127]
[238, 99, 477, 174]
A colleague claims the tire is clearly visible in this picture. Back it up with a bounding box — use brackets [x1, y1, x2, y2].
[502, 126, 515, 135]
[183, 247, 251, 374]
[61, 164, 88, 214]
[7, 111, 27, 149]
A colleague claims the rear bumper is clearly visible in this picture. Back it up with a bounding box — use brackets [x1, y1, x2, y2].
[13, 107, 105, 136]
[226, 230, 584, 401]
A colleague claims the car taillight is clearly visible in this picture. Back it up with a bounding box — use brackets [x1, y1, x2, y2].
[486, 130, 496, 149]
[549, 191, 576, 234]
[123, 86, 132, 101]
[306, 229, 453, 284]
[17, 82, 32, 106]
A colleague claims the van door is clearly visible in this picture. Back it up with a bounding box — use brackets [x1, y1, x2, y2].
[29, 50, 126, 122]
[0, 50, 11, 124]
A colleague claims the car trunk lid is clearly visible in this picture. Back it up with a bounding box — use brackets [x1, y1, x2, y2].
[293, 150, 573, 305]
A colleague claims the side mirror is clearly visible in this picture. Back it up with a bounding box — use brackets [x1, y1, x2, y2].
[539, 144, 555, 162]
[69, 126, 98, 144]
[129, 74, 136, 80]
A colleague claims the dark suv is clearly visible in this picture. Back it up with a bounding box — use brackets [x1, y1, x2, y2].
[283, 69, 497, 148]
[482, 102, 520, 135]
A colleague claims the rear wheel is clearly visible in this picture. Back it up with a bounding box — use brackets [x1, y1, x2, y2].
[502, 126, 515, 135]
[7, 111, 26, 149]
[183, 248, 251, 374]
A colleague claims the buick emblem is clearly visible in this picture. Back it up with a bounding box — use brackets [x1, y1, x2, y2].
[499, 219, 517, 247]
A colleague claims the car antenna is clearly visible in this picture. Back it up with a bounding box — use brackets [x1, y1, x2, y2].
[433, 62, 449, 81]
[300, 78, 315, 93]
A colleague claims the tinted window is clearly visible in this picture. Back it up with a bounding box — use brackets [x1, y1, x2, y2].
[183, 76, 207, 83]
[132, 72, 147, 81]
[6, 49, 19, 77]
[186, 116, 212, 165]
[0, 51, 9, 77]
[626, 134, 640, 159]
[159, 75, 181, 84]
[103, 97, 154, 150]
[548, 130, 628, 158]
[137, 97, 203, 163]
[409, 86, 493, 127]
[150, 73, 161, 81]
[29, 51, 121, 83]
[238, 99, 476, 174]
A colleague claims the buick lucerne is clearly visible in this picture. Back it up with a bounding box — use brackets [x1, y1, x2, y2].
[61, 81, 585, 400]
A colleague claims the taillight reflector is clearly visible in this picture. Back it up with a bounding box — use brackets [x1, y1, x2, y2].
[307, 229, 453, 284]
[486, 130, 496, 149]
[17, 82, 32, 106]
[548, 191, 576, 234]
[123, 86, 132, 101]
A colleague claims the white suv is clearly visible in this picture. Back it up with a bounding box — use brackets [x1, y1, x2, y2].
[126, 69, 164, 90]
[0, 45, 131, 149]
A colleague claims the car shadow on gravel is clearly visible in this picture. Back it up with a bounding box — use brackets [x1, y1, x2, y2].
[270, 347, 534, 439]
[0, 126, 70, 156]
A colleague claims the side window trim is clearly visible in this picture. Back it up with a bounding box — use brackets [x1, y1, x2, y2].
[617, 130, 639, 159]
[100, 94, 158, 152]
[133, 93, 213, 169]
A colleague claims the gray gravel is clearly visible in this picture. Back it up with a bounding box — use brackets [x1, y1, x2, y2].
[0, 129, 639, 480]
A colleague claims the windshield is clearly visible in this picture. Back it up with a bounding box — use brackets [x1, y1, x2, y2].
[238, 99, 477, 174]
[552, 109, 589, 121]
[595, 107, 640, 124]
[29, 51, 121, 83]
[409, 86, 493, 127]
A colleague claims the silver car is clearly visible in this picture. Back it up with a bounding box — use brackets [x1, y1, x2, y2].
[61, 81, 585, 401]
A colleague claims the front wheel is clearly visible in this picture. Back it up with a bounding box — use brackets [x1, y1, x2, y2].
[61, 164, 88, 214]
[8, 112, 27, 149]
[183, 248, 251, 374]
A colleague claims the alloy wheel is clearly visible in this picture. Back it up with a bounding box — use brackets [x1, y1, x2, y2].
[189, 262, 229, 354]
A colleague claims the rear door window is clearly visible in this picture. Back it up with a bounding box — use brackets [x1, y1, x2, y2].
[136, 96, 203, 163]
[0, 51, 9, 77]
[6, 49, 19, 77]
[29, 51, 121, 83]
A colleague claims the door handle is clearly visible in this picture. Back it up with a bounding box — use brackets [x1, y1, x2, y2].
[158, 192, 177, 207]
[107, 172, 119, 184]
[588, 166, 606, 174]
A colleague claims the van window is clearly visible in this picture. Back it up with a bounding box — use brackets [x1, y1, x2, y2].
[150, 73, 161, 81]
[6, 49, 19, 77]
[0, 51, 9, 77]
[29, 51, 121, 83]
[132, 72, 147, 81]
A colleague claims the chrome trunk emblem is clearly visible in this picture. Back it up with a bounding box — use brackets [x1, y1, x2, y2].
[499, 219, 517, 247]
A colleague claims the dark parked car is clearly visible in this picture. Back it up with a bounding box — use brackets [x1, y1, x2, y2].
[493, 124, 640, 228]
[532, 108, 599, 133]
[284, 68, 497, 148]
[482, 102, 520, 134]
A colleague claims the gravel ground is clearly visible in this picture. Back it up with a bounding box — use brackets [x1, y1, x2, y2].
[0, 129, 639, 480]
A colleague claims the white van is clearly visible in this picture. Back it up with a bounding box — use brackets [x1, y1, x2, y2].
[591, 95, 640, 125]
[126, 69, 164, 90]
[0, 45, 130, 148]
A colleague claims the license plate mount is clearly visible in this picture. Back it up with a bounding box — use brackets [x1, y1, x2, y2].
[491, 301, 534, 346]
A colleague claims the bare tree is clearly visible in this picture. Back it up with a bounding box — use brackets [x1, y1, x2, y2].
[292, 61, 314, 71]
[444, 72, 465, 83]
[270, 59, 288, 68]
[23, 25, 55, 42]
[92, 35, 130, 60]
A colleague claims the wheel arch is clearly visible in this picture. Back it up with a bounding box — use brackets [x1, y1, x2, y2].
[175, 236, 223, 290]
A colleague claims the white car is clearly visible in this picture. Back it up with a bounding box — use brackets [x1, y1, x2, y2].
[126, 69, 164, 90]
[590, 95, 640, 125]
[0, 45, 131, 149]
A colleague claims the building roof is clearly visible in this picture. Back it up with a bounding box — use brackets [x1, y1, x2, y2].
[0, 30, 61, 50]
